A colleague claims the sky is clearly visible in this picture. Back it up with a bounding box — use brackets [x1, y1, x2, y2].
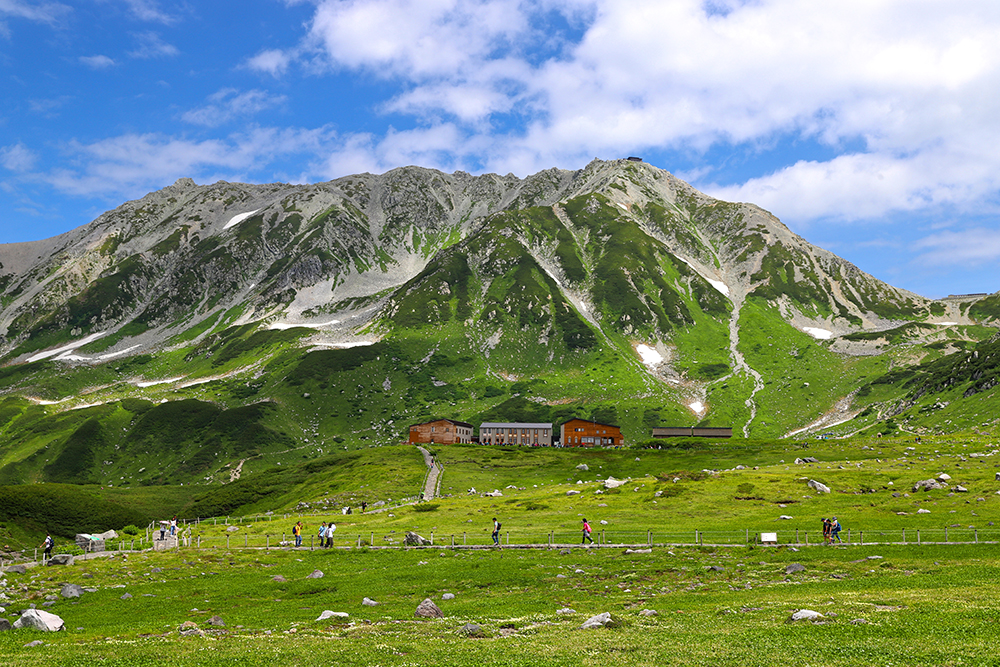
[2, 0, 1000, 299]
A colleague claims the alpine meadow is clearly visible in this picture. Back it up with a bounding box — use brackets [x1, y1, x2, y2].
[1, 159, 1000, 666]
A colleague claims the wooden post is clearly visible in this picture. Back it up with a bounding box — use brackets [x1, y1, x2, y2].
[430, 531, 434, 545]
[975, 529, 979, 543]
[860, 531, 863, 546]
[847, 528, 851, 544]
[451, 535, 454, 547]
[266, 535, 270, 550]
[227, 535, 230, 549]
[805, 532, 808, 546]
[917, 529, 921, 545]
[746, 528, 749, 545]
[506, 531, 509, 546]
[371, 532, 374, 547]
[245, 534, 248, 548]
[796, 528, 799, 543]
[945, 527, 949, 543]
[358, 535, 362, 548]
[902, 528, 905, 545]
[197, 536, 201, 548]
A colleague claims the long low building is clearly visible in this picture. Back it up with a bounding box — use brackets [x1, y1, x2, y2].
[652, 426, 732, 439]
[479, 422, 553, 446]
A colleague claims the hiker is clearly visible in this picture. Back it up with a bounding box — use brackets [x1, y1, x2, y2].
[159, 521, 167, 540]
[170, 516, 177, 536]
[293, 521, 303, 547]
[40, 532, 54, 561]
[831, 517, 843, 543]
[492, 517, 501, 546]
[318, 522, 327, 548]
[361, 501, 367, 513]
[325, 522, 336, 548]
[581, 518, 594, 545]
[822, 517, 832, 544]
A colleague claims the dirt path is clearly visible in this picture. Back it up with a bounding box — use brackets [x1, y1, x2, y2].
[416, 446, 441, 500]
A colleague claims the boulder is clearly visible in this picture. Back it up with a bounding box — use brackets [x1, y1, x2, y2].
[306, 570, 324, 579]
[272, 575, 287, 582]
[638, 609, 658, 616]
[46, 555, 74, 566]
[415, 598, 444, 618]
[362, 597, 379, 607]
[785, 563, 806, 574]
[441, 593, 455, 600]
[120, 593, 132, 600]
[60, 584, 85, 598]
[4, 565, 26, 575]
[603, 477, 627, 489]
[807, 479, 831, 494]
[0, 618, 10, 631]
[914, 479, 947, 492]
[576, 464, 589, 471]
[937, 473, 952, 481]
[556, 607, 575, 614]
[13, 609, 64, 632]
[405, 532, 432, 546]
[459, 623, 484, 637]
[917, 508, 932, 514]
[624, 548, 651, 554]
[580, 612, 620, 629]
[207, 615, 225, 626]
[787, 609, 823, 623]
[955, 485, 968, 493]
[566, 490, 581, 496]
[316, 611, 349, 621]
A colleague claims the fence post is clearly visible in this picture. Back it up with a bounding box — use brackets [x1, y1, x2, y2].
[372, 532, 375, 547]
[451, 535, 454, 547]
[198, 536, 201, 548]
[506, 531, 509, 546]
[975, 529, 978, 543]
[847, 528, 851, 544]
[860, 531, 863, 546]
[695, 530, 698, 546]
[359, 535, 362, 548]
[431, 531, 434, 545]
[746, 528, 749, 545]
[945, 527, 949, 543]
[310, 536, 313, 550]
[918, 529, 921, 545]
[266, 535, 269, 550]
[463, 532, 466, 546]
[227, 535, 230, 549]
[902, 528, 905, 545]
[245, 534, 248, 548]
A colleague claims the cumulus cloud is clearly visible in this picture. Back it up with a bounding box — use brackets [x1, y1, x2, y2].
[181, 89, 288, 128]
[79, 54, 115, 69]
[247, 49, 292, 77]
[0, 142, 38, 171]
[127, 30, 178, 58]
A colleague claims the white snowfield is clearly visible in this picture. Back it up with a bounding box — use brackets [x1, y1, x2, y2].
[706, 278, 730, 296]
[223, 209, 261, 230]
[27, 332, 106, 363]
[635, 344, 663, 367]
[268, 319, 340, 330]
[689, 401, 706, 415]
[803, 327, 833, 340]
[934, 322, 958, 326]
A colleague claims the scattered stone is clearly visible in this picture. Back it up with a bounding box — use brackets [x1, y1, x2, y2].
[785, 563, 806, 574]
[24, 640, 44, 647]
[955, 485, 968, 493]
[556, 608, 575, 614]
[272, 575, 287, 582]
[442, 593, 455, 600]
[559, 549, 571, 555]
[459, 623, 484, 637]
[576, 464, 589, 471]
[566, 490, 580, 496]
[787, 609, 824, 623]
[603, 477, 627, 489]
[706, 565, 725, 572]
[638, 609, 658, 616]
[0, 619, 10, 631]
[850, 618, 869, 625]
[580, 612, 620, 629]
[917, 508, 931, 514]
[807, 480, 831, 494]
[362, 597, 378, 606]
[779, 515, 793, 520]
[60, 584, 85, 599]
[306, 570, 324, 579]
[624, 548, 651, 554]
[3, 565, 26, 575]
[415, 598, 444, 618]
[13, 609, 64, 632]
[914, 479, 947, 492]
[207, 615, 225, 626]
[937, 473, 952, 481]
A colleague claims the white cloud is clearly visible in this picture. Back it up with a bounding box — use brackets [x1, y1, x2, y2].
[913, 227, 1000, 267]
[181, 89, 287, 127]
[0, 142, 37, 171]
[0, 0, 70, 24]
[247, 49, 292, 77]
[127, 30, 178, 58]
[79, 54, 115, 69]
[120, 0, 177, 24]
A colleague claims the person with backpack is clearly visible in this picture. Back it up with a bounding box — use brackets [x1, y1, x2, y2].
[325, 522, 336, 548]
[40, 532, 54, 561]
[581, 518, 594, 545]
[831, 517, 843, 543]
[821, 517, 832, 544]
[293, 521, 302, 547]
[318, 522, 327, 548]
[492, 517, 501, 546]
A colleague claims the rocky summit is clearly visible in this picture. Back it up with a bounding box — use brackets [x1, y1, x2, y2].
[0, 160, 997, 486]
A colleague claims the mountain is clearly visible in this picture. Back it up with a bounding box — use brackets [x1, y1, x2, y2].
[0, 159, 996, 487]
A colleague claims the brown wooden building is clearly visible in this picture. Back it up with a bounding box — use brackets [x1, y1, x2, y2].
[560, 418, 622, 447]
[408, 419, 474, 445]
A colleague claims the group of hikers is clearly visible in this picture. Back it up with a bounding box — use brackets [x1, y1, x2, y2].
[290, 520, 337, 548]
[822, 516, 843, 543]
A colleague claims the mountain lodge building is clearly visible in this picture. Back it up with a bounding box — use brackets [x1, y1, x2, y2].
[408, 419, 474, 445]
[560, 418, 622, 447]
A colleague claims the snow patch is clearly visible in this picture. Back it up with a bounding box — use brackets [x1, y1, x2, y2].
[635, 344, 663, 368]
[268, 319, 341, 330]
[706, 278, 730, 296]
[99, 345, 140, 360]
[803, 327, 833, 340]
[135, 377, 185, 388]
[223, 209, 261, 230]
[934, 322, 958, 326]
[27, 332, 106, 363]
[689, 401, 706, 415]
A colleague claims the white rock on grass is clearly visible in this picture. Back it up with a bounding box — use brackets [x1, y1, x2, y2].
[13, 609, 64, 632]
[362, 597, 378, 606]
[807, 479, 831, 494]
[581, 612, 619, 629]
[316, 611, 349, 621]
[787, 609, 824, 623]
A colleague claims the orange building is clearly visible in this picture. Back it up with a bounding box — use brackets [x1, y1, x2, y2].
[559, 418, 622, 447]
[408, 419, 473, 445]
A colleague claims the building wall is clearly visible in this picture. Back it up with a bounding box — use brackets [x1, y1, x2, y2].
[408, 420, 473, 444]
[560, 419, 622, 447]
[479, 423, 553, 446]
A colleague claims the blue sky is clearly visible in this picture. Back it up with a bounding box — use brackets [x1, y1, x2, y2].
[2, 0, 999, 299]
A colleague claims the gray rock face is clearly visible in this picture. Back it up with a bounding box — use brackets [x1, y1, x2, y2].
[415, 598, 444, 618]
[60, 584, 85, 598]
[405, 532, 432, 546]
[3, 565, 26, 575]
[13, 609, 64, 632]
